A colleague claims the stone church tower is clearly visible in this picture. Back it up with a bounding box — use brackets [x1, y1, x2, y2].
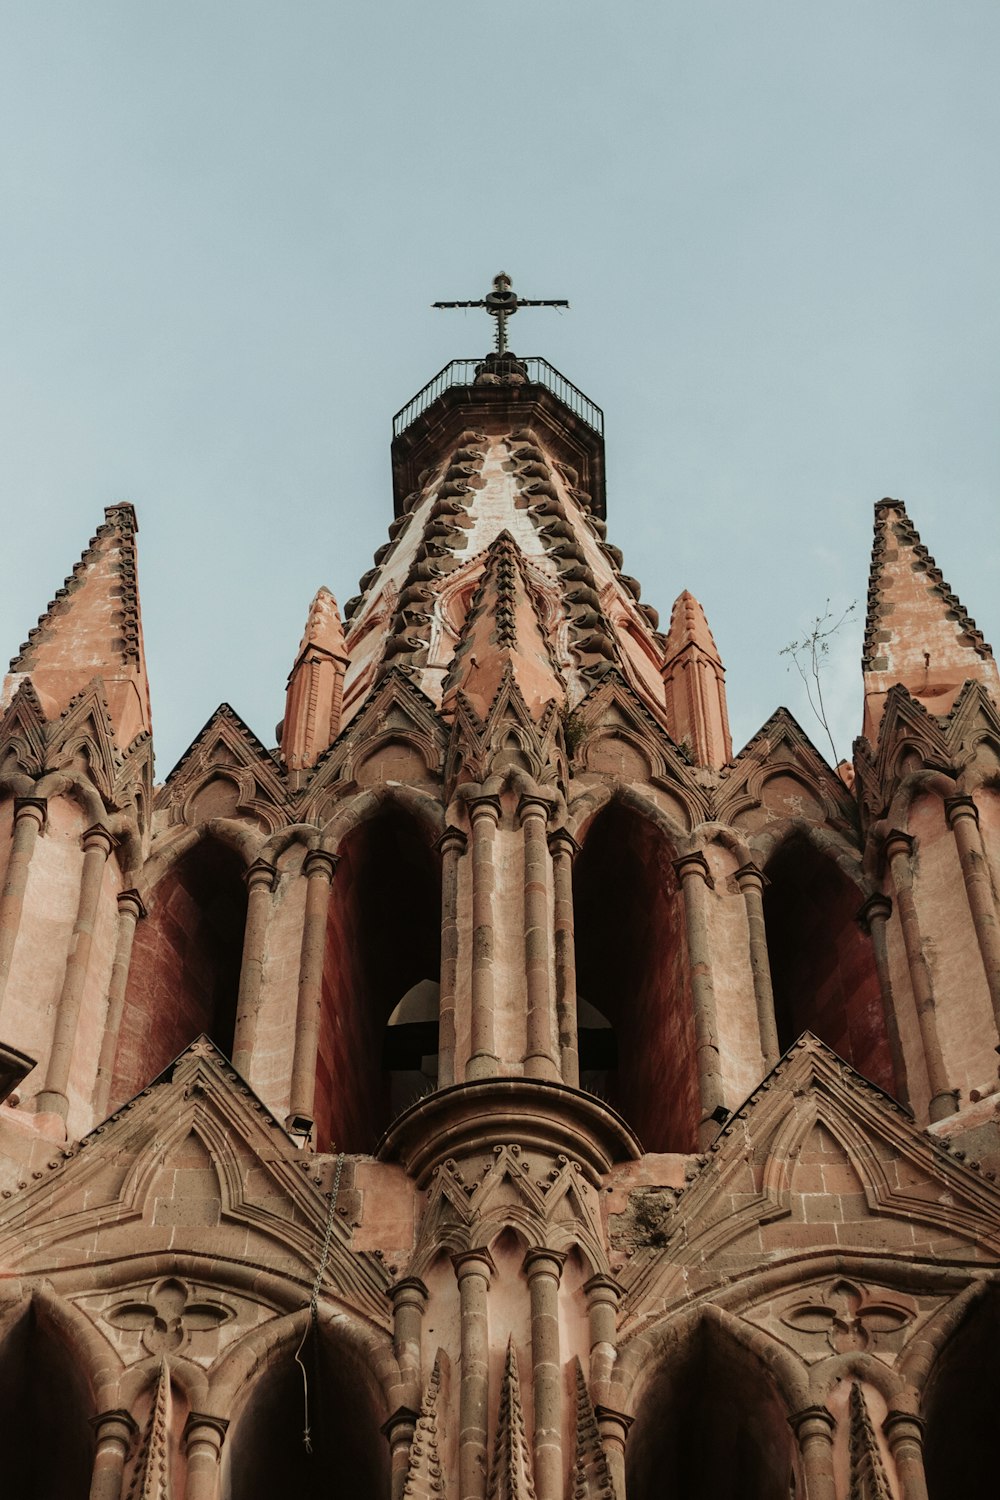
[0, 283, 999, 1497]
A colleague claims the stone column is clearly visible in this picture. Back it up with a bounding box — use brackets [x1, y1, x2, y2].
[232, 858, 278, 1077]
[182, 1413, 228, 1500]
[390, 1276, 428, 1403]
[673, 852, 727, 1147]
[583, 1274, 622, 1392]
[520, 798, 558, 1081]
[883, 831, 957, 1121]
[549, 829, 580, 1088]
[789, 1406, 836, 1500]
[287, 849, 338, 1135]
[857, 893, 910, 1108]
[0, 796, 46, 1020]
[524, 1247, 566, 1500]
[453, 1249, 494, 1500]
[382, 1407, 419, 1500]
[94, 888, 147, 1119]
[437, 828, 466, 1090]
[38, 824, 117, 1120]
[945, 796, 1000, 1033]
[883, 1411, 929, 1500]
[88, 1409, 137, 1500]
[593, 1405, 633, 1500]
[734, 862, 779, 1070]
[467, 798, 501, 1082]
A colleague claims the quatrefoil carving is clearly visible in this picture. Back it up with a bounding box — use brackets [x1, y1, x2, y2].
[106, 1277, 234, 1355]
[781, 1278, 913, 1354]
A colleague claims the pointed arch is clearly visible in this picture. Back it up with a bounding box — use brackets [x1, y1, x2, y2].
[921, 1282, 1000, 1498]
[314, 793, 443, 1151]
[110, 831, 250, 1105]
[212, 1306, 393, 1500]
[0, 1290, 98, 1496]
[622, 1305, 804, 1500]
[572, 792, 695, 1150]
[757, 828, 895, 1095]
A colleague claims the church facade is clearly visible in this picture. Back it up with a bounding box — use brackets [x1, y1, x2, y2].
[0, 309, 998, 1497]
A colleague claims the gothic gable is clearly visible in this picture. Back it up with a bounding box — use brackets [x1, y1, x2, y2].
[157, 703, 289, 832]
[618, 1034, 1000, 1325]
[0, 1036, 390, 1327]
[715, 707, 856, 831]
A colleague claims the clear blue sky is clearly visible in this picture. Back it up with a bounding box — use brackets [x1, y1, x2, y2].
[1, 2, 998, 775]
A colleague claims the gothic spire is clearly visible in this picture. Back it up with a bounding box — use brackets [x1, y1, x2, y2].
[570, 1359, 617, 1500]
[401, 1351, 447, 1500]
[486, 1340, 537, 1500]
[280, 586, 350, 775]
[862, 498, 998, 740]
[124, 1358, 173, 1500]
[847, 1382, 892, 1500]
[2, 503, 151, 747]
[442, 531, 565, 721]
[661, 590, 732, 768]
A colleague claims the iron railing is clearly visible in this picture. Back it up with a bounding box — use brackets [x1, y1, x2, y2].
[392, 358, 604, 439]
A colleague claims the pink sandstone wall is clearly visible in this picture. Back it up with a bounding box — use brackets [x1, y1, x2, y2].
[909, 792, 997, 1102]
[574, 805, 698, 1152]
[113, 841, 247, 1107]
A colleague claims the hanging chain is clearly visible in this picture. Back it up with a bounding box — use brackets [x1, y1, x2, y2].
[295, 1150, 346, 1454]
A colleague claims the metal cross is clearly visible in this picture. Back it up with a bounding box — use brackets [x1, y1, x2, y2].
[433, 272, 569, 355]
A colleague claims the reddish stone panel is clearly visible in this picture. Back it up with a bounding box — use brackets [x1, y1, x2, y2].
[314, 810, 441, 1154]
[763, 837, 894, 1094]
[909, 792, 996, 1099]
[574, 804, 698, 1152]
[111, 841, 247, 1106]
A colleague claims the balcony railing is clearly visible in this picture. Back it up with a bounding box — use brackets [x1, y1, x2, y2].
[392, 358, 604, 439]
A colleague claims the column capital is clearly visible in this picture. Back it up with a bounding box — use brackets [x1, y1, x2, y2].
[593, 1404, 634, 1443]
[857, 891, 892, 931]
[883, 828, 916, 863]
[245, 857, 278, 893]
[548, 827, 580, 860]
[517, 793, 551, 826]
[82, 824, 118, 858]
[523, 1246, 567, 1281]
[390, 1276, 429, 1311]
[12, 795, 46, 827]
[945, 793, 979, 827]
[90, 1407, 138, 1442]
[468, 794, 502, 825]
[788, 1404, 835, 1440]
[734, 861, 769, 892]
[451, 1246, 496, 1281]
[183, 1411, 230, 1448]
[380, 1404, 420, 1442]
[302, 847, 339, 882]
[883, 1409, 925, 1442]
[672, 850, 714, 888]
[583, 1273, 624, 1305]
[116, 886, 147, 920]
[436, 825, 468, 857]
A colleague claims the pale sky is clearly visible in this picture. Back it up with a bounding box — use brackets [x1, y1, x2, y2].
[1, 2, 997, 776]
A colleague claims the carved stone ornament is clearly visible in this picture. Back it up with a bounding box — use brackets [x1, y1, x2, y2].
[779, 1278, 914, 1355]
[105, 1276, 234, 1356]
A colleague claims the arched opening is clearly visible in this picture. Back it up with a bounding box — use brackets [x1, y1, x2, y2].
[923, 1292, 1000, 1497]
[763, 835, 895, 1094]
[573, 802, 696, 1151]
[316, 807, 441, 1153]
[112, 838, 247, 1106]
[627, 1322, 798, 1500]
[0, 1304, 93, 1497]
[383, 979, 441, 1120]
[221, 1330, 389, 1500]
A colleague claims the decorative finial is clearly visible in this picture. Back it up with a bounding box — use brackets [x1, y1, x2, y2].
[434, 272, 569, 355]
